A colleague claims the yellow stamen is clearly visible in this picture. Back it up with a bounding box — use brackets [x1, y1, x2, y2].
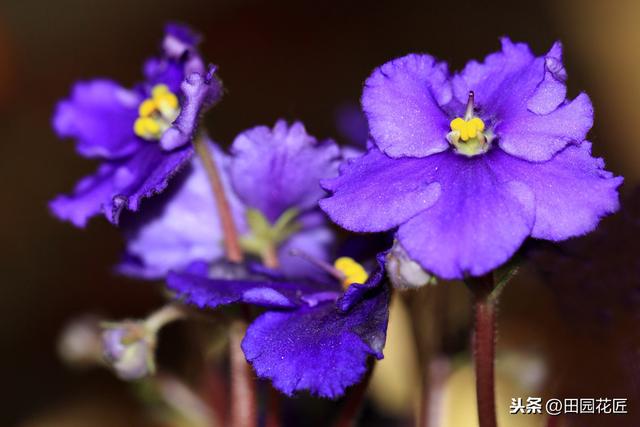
[151, 84, 170, 98]
[134, 117, 162, 139]
[334, 257, 369, 289]
[133, 84, 181, 141]
[156, 93, 179, 117]
[138, 99, 157, 117]
[450, 117, 485, 142]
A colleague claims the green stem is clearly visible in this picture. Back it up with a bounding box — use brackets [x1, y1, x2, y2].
[155, 373, 221, 427]
[145, 303, 188, 334]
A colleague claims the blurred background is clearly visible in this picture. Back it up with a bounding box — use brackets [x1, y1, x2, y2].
[1, 0, 639, 426]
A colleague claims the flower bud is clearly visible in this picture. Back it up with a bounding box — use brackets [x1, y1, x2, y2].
[386, 240, 436, 290]
[102, 321, 155, 380]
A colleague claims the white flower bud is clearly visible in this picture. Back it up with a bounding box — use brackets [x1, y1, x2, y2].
[386, 240, 435, 290]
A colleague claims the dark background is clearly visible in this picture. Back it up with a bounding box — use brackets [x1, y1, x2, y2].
[0, 0, 638, 425]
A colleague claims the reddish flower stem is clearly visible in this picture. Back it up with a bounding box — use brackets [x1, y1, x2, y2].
[193, 135, 243, 263]
[333, 363, 374, 427]
[264, 386, 282, 427]
[468, 273, 498, 427]
[261, 244, 280, 269]
[229, 321, 257, 427]
[193, 136, 254, 426]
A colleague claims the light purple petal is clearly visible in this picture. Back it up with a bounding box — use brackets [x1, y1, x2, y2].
[278, 222, 335, 279]
[121, 143, 246, 279]
[453, 39, 592, 162]
[166, 269, 334, 310]
[362, 54, 451, 158]
[397, 150, 536, 279]
[338, 252, 386, 311]
[160, 66, 223, 151]
[143, 24, 205, 93]
[53, 80, 143, 159]
[50, 143, 193, 227]
[452, 38, 537, 118]
[142, 59, 185, 94]
[320, 147, 441, 232]
[107, 144, 193, 223]
[496, 142, 622, 240]
[162, 23, 202, 60]
[527, 42, 567, 115]
[50, 163, 121, 228]
[230, 120, 341, 222]
[497, 93, 593, 162]
[241, 280, 389, 398]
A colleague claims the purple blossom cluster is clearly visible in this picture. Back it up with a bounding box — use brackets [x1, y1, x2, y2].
[50, 24, 622, 404]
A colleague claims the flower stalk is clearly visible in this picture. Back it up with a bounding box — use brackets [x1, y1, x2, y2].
[193, 134, 243, 263]
[467, 273, 498, 427]
[333, 362, 374, 427]
[229, 320, 257, 427]
[145, 303, 188, 333]
[154, 373, 221, 427]
[261, 244, 280, 269]
[264, 386, 282, 427]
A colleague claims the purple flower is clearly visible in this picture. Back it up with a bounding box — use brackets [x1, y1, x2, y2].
[50, 24, 222, 227]
[167, 254, 389, 398]
[230, 120, 342, 273]
[229, 120, 341, 223]
[121, 122, 340, 279]
[320, 39, 622, 279]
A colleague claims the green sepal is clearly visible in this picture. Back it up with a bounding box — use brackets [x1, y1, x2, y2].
[240, 208, 301, 257]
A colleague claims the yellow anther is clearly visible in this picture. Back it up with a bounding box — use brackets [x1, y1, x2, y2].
[133, 84, 180, 141]
[134, 117, 162, 139]
[469, 117, 485, 131]
[334, 257, 369, 289]
[138, 99, 157, 117]
[155, 92, 179, 117]
[151, 84, 170, 99]
[449, 117, 486, 142]
[450, 117, 465, 131]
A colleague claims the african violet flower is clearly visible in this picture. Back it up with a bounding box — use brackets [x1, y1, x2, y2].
[320, 39, 622, 279]
[121, 121, 341, 279]
[50, 24, 222, 226]
[167, 253, 389, 398]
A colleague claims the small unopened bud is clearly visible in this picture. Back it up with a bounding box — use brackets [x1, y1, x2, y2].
[100, 304, 186, 381]
[386, 241, 436, 290]
[57, 315, 103, 368]
[102, 321, 155, 380]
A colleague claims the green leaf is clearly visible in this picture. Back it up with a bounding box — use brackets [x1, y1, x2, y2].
[490, 261, 520, 301]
